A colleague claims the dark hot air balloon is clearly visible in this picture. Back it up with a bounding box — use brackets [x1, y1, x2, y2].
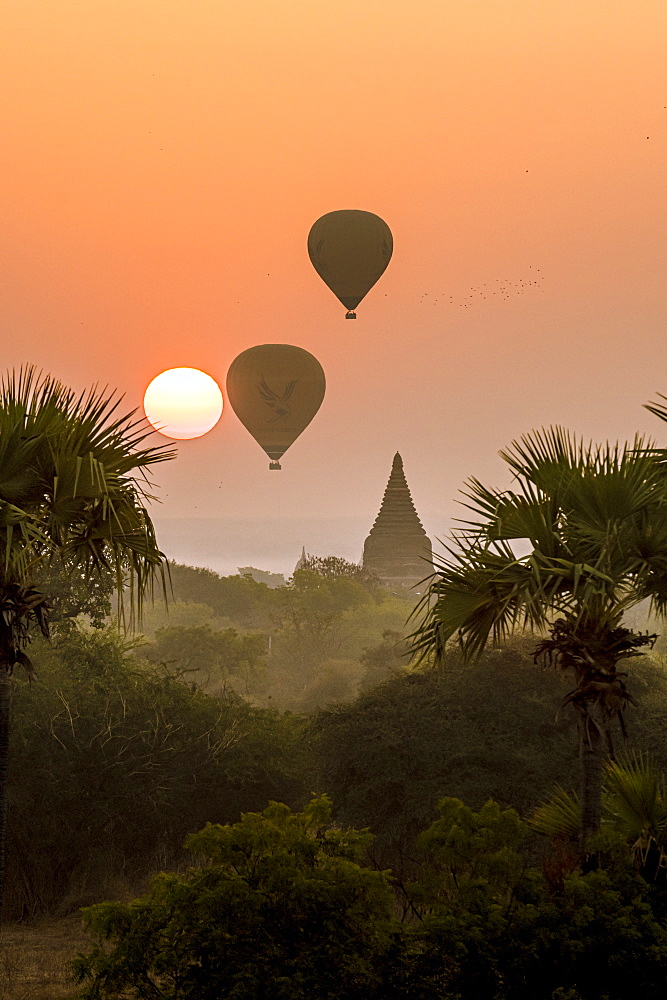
[308, 210, 393, 318]
[226, 344, 326, 470]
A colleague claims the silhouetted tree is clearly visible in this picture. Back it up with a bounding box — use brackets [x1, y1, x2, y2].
[0, 366, 174, 917]
[411, 427, 667, 854]
[300, 553, 382, 589]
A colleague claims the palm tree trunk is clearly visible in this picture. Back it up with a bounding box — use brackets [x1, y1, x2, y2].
[0, 667, 11, 923]
[580, 717, 604, 855]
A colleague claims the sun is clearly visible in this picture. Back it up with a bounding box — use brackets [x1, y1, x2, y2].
[143, 368, 223, 440]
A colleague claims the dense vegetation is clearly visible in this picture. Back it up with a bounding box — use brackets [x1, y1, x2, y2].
[0, 368, 176, 919]
[5, 553, 667, 997]
[73, 795, 667, 1000]
[7, 558, 667, 925]
[6, 626, 310, 919]
[141, 560, 413, 710]
[410, 428, 667, 851]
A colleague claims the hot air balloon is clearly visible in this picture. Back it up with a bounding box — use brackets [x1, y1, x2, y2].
[226, 345, 325, 470]
[308, 210, 393, 319]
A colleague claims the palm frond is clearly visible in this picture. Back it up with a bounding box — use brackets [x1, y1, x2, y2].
[644, 395, 667, 426]
[410, 423, 667, 666]
[0, 365, 176, 628]
[529, 786, 581, 840]
[604, 752, 667, 866]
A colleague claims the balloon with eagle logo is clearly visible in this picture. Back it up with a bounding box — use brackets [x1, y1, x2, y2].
[307, 209, 393, 318]
[226, 345, 326, 469]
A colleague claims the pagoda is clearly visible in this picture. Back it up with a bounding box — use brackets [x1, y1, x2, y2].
[362, 453, 433, 589]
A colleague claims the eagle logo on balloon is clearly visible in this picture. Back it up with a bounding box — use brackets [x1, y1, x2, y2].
[258, 376, 299, 422]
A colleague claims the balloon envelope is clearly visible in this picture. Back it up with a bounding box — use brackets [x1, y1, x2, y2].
[308, 210, 393, 315]
[226, 345, 326, 469]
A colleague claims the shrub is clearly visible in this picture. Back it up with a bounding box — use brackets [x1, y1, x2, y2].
[73, 797, 395, 1000]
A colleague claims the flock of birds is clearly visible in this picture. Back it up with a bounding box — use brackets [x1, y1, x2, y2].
[417, 268, 545, 308]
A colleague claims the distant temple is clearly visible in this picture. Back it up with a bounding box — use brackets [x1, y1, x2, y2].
[294, 546, 307, 574]
[362, 453, 433, 589]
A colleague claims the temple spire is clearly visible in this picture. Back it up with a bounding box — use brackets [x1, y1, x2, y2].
[362, 453, 432, 590]
[294, 546, 307, 573]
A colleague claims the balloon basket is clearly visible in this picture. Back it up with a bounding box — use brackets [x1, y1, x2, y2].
[345, 311, 357, 319]
[269, 461, 282, 470]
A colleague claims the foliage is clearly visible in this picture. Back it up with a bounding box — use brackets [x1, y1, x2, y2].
[403, 800, 667, 1000]
[530, 786, 582, 842]
[605, 752, 667, 871]
[411, 425, 667, 681]
[71, 794, 667, 1000]
[5, 627, 310, 919]
[33, 557, 116, 630]
[73, 797, 394, 1000]
[0, 366, 176, 919]
[410, 426, 667, 845]
[237, 566, 285, 588]
[11, 626, 667, 924]
[264, 569, 377, 708]
[359, 628, 412, 691]
[532, 752, 667, 878]
[138, 598, 218, 635]
[266, 596, 412, 711]
[310, 639, 578, 878]
[148, 560, 414, 710]
[299, 553, 382, 588]
[274, 568, 374, 636]
[414, 796, 525, 908]
[167, 563, 274, 628]
[336, 598, 413, 661]
[533, 617, 656, 744]
[293, 657, 365, 711]
[141, 623, 267, 696]
[0, 367, 175, 643]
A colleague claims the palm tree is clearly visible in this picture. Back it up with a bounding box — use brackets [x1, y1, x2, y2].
[531, 753, 667, 879]
[0, 367, 175, 916]
[410, 427, 667, 853]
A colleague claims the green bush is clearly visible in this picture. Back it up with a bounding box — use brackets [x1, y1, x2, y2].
[73, 797, 395, 1000]
[404, 801, 667, 1000]
[71, 795, 667, 1000]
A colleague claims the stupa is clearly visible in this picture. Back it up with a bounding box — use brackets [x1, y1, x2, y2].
[362, 453, 433, 589]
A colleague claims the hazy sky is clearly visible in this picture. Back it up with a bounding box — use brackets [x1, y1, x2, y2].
[1, 1, 665, 571]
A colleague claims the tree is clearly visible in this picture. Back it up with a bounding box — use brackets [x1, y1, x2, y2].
[359, 629, 412, 690]
[73, 797, 395, 1000]
[531, 752, 667, 883]
[299, 553, 382, 589]
[238, 566, 285, 588]
[142, 623, 267, 695]
[6, 626, 309, 918]
[33, 554, 116, 629]
[167, 562, 275, 628]
[270, 570, 372, 670]
[405, 798, 667, 1000]
[310, 639, 578, 884]
[72, 791, 667, 1000]
[410, 427, 667, 852]
[0, 366, 174, 916]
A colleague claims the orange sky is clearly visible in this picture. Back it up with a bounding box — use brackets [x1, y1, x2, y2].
[1, 1, 665, 571]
